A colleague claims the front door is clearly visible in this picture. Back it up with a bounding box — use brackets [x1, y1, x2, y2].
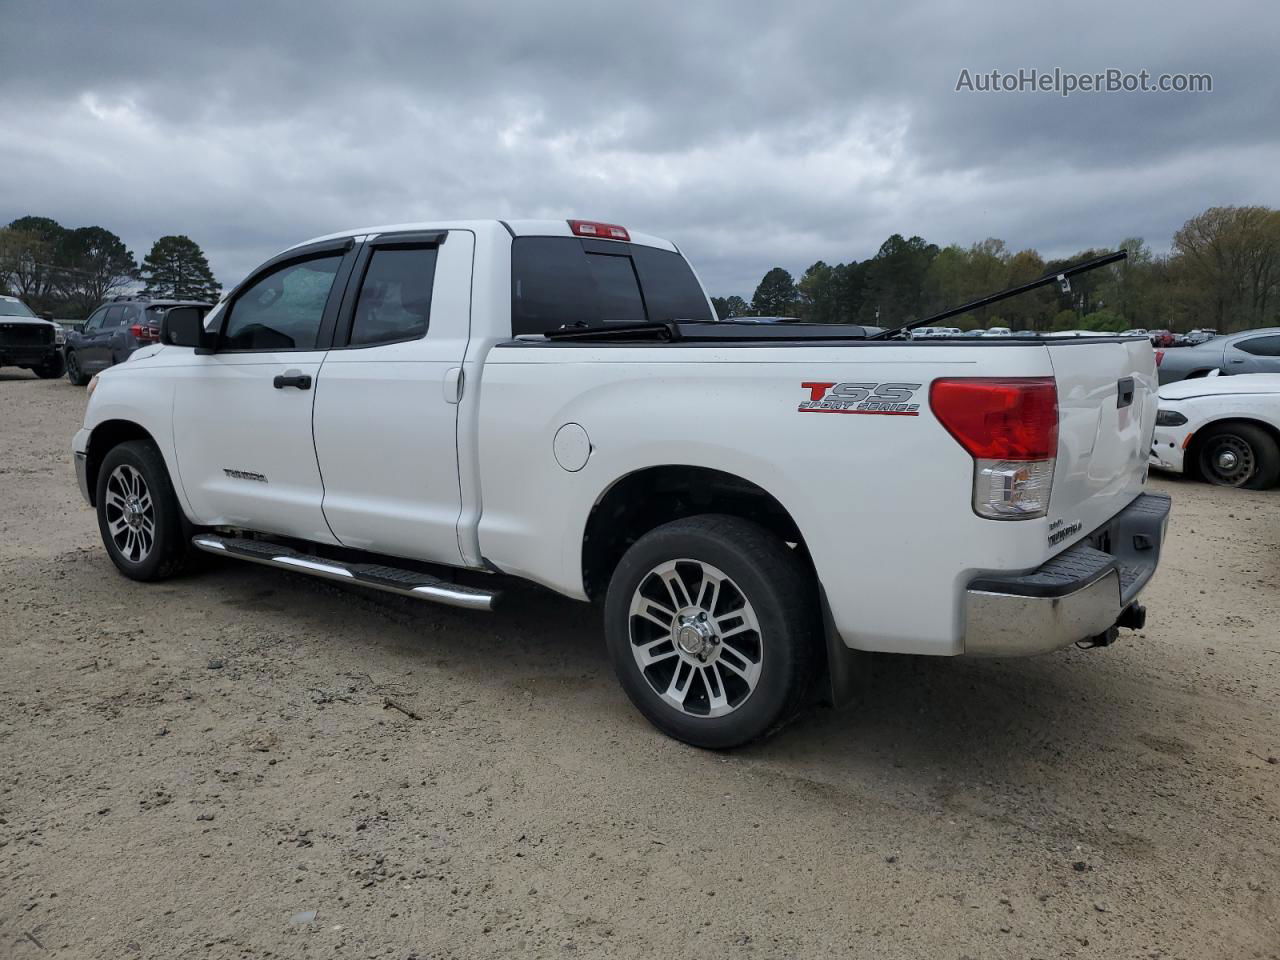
[171, 242, 354, 543]
[312, 229, 472, 565]
[85, 305, 124, 371]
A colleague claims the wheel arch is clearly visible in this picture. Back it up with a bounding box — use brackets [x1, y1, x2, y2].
[580, 464, 808, 601]
[84, 420, 161, 507]
[581, 463, 857, 709]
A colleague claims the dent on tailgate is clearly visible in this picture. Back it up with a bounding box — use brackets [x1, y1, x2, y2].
[1044, 339, 1157, 552]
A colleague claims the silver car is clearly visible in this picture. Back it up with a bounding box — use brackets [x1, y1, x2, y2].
[1157, 327, 1280, 385]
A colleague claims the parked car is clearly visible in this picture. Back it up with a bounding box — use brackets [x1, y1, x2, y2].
[1155, 327, 1280, 385]
[72, 218, 1168, 748]
[63, 296, 211, 386]
[1150, 373, 1280, 488]
[1148, 330, 1176, 348]
[982, 326, 1012, 337]
[0, 294, 65, 378]
[1181, 328, 1217, 346]
[1121, 328, 1149, 337]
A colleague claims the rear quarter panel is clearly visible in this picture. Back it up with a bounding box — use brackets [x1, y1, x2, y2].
[476, 342, 1066, 655]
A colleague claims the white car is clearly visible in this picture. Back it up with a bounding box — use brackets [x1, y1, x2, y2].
[982, 326, 1012, 337]
[1149, 373, 1280, 488]
[72, 218, 1169, 747]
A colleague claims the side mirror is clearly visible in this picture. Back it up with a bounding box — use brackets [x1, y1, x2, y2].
[160, 306, 216, 352]
[40, 312, 54, 321]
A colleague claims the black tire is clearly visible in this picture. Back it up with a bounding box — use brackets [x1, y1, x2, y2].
[35, 354, 65, 379]
[95, 440, 190, 581]
[604, 515, 818, 749]
[65, 350, 90, 386]
[1195, 422, 1280, 490]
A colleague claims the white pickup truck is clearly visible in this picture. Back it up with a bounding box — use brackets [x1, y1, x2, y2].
[73, 219, 1170, 747]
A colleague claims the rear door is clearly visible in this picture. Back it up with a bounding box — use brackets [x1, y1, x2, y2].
[171, 239, 355, 542]
[1226, 333, 1280, 374]
[1044, 337, 1158, 546]
[312, 229, 473, 565]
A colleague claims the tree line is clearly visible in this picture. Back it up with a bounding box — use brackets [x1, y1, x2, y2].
[0, 216, 221, 317]
[712, 205, 1280, 334]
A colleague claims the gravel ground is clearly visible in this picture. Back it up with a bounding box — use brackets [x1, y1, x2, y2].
[2, 370, 1278, 960]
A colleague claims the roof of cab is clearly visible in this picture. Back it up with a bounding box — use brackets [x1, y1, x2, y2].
[290, 219, 677, 254]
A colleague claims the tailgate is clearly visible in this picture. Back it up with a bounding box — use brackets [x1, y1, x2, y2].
[1045, 338, 1158, 550]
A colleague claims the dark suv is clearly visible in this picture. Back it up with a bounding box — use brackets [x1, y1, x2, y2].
[64, 296, 212, 386]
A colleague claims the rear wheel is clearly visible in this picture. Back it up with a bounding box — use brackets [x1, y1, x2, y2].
[604, 515, 817, 749]
[95, 440, 190, 580]
[1196, 423, 1280, 490]
[65, 350, 90, 386]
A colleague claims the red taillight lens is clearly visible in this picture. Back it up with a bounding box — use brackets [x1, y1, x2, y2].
[568, 219, 630, 241]
[129, 324, 144, 338]
[1155, 349, 1164, 366]
[929, 378, 1058, 461]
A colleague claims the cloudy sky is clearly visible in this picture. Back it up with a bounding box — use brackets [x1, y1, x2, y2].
[2, 0, 1276, 297]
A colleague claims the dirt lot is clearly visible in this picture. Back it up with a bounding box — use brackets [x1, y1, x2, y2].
[1, 371, 1277, 960]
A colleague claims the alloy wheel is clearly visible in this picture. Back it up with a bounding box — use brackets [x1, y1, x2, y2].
[627, 559, 762, 718]
[104, 464, 156, 562]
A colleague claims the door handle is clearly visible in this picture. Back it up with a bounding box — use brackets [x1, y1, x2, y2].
[1228, 358, 1245, 364]
[273, 371, 312, 390]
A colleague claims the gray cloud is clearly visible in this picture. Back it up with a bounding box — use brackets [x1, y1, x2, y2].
[2, 0, 1276, 297]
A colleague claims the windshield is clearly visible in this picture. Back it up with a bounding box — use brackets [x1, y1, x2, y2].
[0, 298, 37, 318]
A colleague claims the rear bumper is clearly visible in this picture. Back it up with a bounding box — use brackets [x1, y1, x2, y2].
[963, 492, 1171, 656]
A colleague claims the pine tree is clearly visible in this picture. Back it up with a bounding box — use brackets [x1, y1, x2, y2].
[140, 235, 221, 300]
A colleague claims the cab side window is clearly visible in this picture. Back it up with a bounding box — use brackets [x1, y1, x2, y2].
[101, 305, 126, 329]
[1236, 335, 1280, 357]
[222, 254, 343, 351]
[84, 308, 107, 331]
[348, 246, 438, 347]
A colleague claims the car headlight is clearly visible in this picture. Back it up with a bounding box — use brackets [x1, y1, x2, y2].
[86, 373, 100, 398]
[1155, 409, 1187, 427]
[54, 327, 66, 344]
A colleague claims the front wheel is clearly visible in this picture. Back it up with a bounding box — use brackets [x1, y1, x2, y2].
[65, 350, 90, 386]
[35, 354, 65, 379]
[1196, 423, 1280, 490]
[604, 515, 818, 749]
[95, 440, 190, 580]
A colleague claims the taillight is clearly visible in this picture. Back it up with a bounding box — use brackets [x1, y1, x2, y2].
[130, 323, 144, 338]
[1154, 349, 1164, 366]
[130, 324, 159, 342]
[568, 219, 630, 241]
[930, 377, 1058, 520]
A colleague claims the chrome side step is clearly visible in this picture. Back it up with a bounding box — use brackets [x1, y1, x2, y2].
[191, 535, 499, 612]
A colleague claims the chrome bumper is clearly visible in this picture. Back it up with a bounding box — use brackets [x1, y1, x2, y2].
[963, 493, 1171, 656]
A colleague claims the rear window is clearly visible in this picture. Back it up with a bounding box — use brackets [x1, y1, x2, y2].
[511, 237, 711, 336]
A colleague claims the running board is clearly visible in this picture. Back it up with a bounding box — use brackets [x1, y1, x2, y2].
[191, 535, 499, 612]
